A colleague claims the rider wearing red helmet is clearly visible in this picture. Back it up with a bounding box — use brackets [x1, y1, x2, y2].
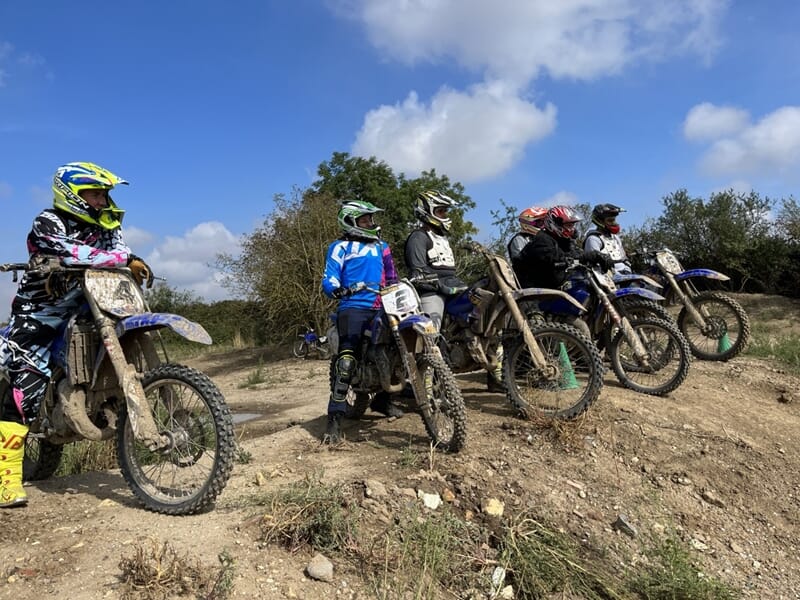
[510, 205, 614, 290]
[507, 206, 547, 275]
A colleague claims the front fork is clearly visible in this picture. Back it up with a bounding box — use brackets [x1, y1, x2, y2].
[665, 274, 708, 329]
[86, 296, 168, 451]
[591, 278, 651, 366]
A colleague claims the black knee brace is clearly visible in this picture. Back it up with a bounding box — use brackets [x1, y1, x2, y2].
[331, 350, 357, 402]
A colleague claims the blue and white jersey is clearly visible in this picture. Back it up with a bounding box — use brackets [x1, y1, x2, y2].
[322, 238, 398, 309]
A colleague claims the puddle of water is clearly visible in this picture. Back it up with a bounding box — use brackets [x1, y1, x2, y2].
[232, 412, 262, 424]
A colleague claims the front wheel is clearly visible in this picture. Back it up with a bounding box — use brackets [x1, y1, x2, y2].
[316, 341, 332, 360]
[678, 291, 750, 361]
[609, 317, 691, 396]
[293, 339, 309, 358]
[503, 322, 604, 420]
[414, 346, 467, 453]
[116, 363, 235, 515]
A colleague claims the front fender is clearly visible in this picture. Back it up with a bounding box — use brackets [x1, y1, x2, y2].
[398, 313, 438, 336]
[115, 312, 213, 345]
[676, 268, 730, 282]
[614, 287, 665, 301]
[514, 287, 587, 314]
[613, 273, 662, 289]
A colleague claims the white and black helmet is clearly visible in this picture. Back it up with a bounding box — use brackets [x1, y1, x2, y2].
[415, 190, 455, 233]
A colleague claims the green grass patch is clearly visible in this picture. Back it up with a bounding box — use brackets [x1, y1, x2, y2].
[245, 474, 360, 554]
[744, 323, 800, 374]
[56, 439, 117, 476]
[627, 532, 739, 599]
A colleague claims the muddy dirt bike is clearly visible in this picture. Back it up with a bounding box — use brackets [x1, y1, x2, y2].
[327, 279, 467, 452]
[436, 242, 604, 420]
[624, 247, 751, 361]
[292, 326, 331, 360]
[540, 260, 691, 396]
[0, 262, 235, 515]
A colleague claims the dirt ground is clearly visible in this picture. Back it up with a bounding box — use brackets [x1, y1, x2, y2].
[0, 294, 798, 599]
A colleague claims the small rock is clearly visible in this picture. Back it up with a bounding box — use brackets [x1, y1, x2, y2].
[421, 492, 442, 510]
[305, 553, 334, 582]
[364, 479, 387, 498]
[729, 541, 745, 554]
[499, 584, 514, 599]
[481, 498, 505, 517]
[611, 514, 637, 538]
[701, 489, 725, 508]
[254, 471, 267, 487]
[690, 538, 708, 551]
[441, 488, 456, 503]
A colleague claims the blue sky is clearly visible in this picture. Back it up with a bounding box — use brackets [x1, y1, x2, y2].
[1, 0, 798, 310]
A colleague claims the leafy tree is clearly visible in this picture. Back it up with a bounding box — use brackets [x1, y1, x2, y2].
[219, 152, 479, 342]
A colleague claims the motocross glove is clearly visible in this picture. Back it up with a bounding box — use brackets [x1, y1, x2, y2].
[128, 255, 154, 288]
[45, 271, 71, 299]
[331, 287, 350, 299]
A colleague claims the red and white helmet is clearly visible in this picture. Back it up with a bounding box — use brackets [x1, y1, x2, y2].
[544, 205, 582, 239]
[518, 206, 548, 235]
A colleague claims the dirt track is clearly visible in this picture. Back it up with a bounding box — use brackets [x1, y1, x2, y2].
[0, 294, 798, 599]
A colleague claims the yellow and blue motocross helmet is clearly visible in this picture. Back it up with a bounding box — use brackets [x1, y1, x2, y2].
[52, 162, 128, 230]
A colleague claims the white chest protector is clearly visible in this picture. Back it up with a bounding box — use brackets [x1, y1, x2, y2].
[426, 230, 455, 268]
[591, 232, 628, 262]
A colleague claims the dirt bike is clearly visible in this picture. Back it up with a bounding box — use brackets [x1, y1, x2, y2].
[629, 247, 751, 361]
[540, 260, 691, 396]
[441, 242, 604, 420]
[0, 262, 235, 515]
[292, 326, 331, 360]
[327, 279, 467, 452]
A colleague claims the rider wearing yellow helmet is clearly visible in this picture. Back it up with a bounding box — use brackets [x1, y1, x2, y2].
[0, 162, 152, 508]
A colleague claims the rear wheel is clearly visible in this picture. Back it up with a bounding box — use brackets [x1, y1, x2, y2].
[609, 317, 691, 396]
[415, 344, 466, 453]
[0, 381, 64, 482]
[503, 322, 604, 420]
[678, 291, 750, 361]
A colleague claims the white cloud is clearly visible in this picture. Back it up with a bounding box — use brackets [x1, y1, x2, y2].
[340, 0, 728, 181]
[343, 0, 727, 83]
[123, 226, 155, 249]
[353, 81, 557, 182]
[683, 102, 749, 141]
[541, 191, 579, 207]
[684, 104, 800, 177]
[711, 180, 752, 196]
[146, 222, 241, 302]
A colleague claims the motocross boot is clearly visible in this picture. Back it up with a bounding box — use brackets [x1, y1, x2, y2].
[0, 421, 29, 508]
[323, 413, 342, 444]
[370, 392, 404, 418]
[486, 371, 505, 394]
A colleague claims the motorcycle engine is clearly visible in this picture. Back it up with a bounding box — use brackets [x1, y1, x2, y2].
[447, 342, 471, 370]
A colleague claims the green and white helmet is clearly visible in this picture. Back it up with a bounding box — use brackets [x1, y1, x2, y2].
[337, 200, 384, 241]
